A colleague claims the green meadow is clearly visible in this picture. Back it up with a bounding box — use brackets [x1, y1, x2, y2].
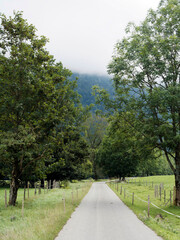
[109, 175, 180, 240]
[0, 181, 92, 240]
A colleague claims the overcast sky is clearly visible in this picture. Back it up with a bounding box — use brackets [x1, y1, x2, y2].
[1, 0, 160, 75]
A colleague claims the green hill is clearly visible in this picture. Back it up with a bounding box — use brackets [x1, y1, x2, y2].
[70, 73, 114, 110]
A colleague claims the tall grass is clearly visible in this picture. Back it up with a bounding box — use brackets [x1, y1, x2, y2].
[108, 175, 180, 240]
[0, 181, 92, 240]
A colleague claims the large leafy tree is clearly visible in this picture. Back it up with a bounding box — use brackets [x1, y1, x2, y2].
[83, 115, 107, 179]
[107, 0, 180, 205]
[46, 106, 93, 181]
[97, 112, 155, 179]
[0, 12, 83, 205]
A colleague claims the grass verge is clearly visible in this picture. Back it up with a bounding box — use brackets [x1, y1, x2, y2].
[108, 175, 180, 240]
[0, 181, 92, 240]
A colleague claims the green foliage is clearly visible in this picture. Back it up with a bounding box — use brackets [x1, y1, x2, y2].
[60, 180, 70, 188]
[0, 12, 56, 188]
[98, 113, 152, 178]
[83, 115, 108, 179]
[0, 12, 92, 205]
[46, 130, 91, 181]
[137, 152, 173, 176]
[108, 0, 180, 161]
[84, 115, 108, 149]
[96, 0, 180, 204]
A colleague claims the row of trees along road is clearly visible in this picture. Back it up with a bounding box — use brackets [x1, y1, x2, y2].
[94, 0, 180, 206]
[83, 115, 108, 180]
[0, 12, 91, 206]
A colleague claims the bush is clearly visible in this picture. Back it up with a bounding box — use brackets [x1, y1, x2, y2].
[71, 180, 78, 183]
[0, 180, 10, 187]
[61, 180, 70, 188]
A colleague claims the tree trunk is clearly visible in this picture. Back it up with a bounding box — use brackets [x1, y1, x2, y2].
[175, 159, 180, 206]
[175, 178, 180, 206]
[92, 151, 98, 180]
[9, 165, 20, 206]
[93, 160, 98, 181]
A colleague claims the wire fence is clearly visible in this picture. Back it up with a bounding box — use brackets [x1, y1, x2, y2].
[108, 179, 180, 219]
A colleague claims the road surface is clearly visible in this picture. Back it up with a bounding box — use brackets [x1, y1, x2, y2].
[55, 182, 162, 240]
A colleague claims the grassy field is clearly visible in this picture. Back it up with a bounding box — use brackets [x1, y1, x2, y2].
[0, 181, 92, 240]
[108, 175, 180, 240]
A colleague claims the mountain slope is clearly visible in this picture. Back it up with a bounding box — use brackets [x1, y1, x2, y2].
[70, 73, 114, 110]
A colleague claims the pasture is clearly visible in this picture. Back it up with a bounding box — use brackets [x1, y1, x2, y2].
[0, 181, 91, 240]
[109, 175, 180, 240]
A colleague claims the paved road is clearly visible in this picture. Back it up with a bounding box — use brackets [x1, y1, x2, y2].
[55, 182, 162, 240]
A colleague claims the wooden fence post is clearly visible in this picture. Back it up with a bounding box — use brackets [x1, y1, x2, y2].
[124, 188, 126, 199]
[28, 182, 29, 199]
[63, 194, 66, 213]
[34, 182, 37, 195]
[120, 186, 122, 195]
[173, 186, 176, 205]
[38, 183, 41, 195]
[77, 188, 78, 200]
[5, 189, 7, 208]
[132, 193, 134, 205]
[170, 190, 172, 205]
[160, 185, 161, 201]
[148, 195, 150, 217]
[71, 191, 74, 204]
[22, 198, 24, 218]
[24, 186, 26, 200]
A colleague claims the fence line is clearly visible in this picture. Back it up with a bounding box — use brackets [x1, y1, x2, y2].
[1, 180, 91, 208]
[109, 180, 180, 219]
[151, 202, 180, 219]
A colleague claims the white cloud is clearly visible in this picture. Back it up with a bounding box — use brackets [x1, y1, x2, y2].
[0, 0, 160, 75]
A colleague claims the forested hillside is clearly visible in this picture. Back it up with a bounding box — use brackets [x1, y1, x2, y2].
[69, 73, 114, 110]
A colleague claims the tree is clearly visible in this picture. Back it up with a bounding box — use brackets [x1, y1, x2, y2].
[46, 127, 92, 181]
[107, 0, 180, 205]
[83, 115, 107, 179]
[0, 12, 82, 205]
[97, 112, 155, 179]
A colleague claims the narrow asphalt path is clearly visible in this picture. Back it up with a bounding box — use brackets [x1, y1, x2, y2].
[55, 182, 162, 240]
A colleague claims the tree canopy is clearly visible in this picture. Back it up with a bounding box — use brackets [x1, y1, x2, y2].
[0, 12, 91, 205]
[95, 0, 180, 205]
